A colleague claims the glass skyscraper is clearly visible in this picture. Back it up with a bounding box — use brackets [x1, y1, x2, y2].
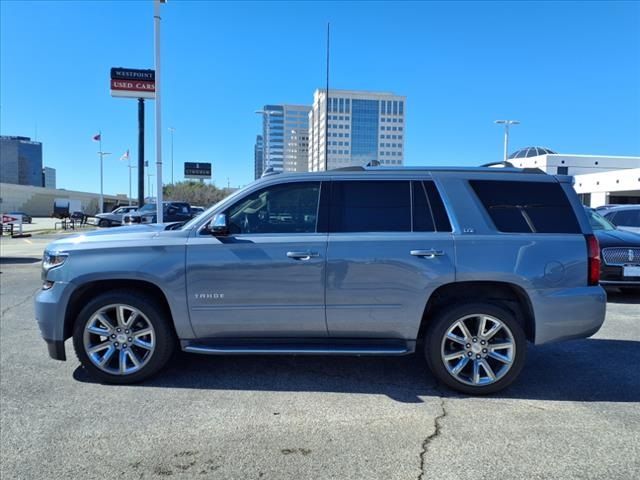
[0, 135, 43, 186]
[254, 135, 264, 180]
[259, 104, 311, 174]
[308, 89, 406, 171]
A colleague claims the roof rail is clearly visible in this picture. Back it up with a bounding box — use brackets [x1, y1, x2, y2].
[480, 160, 516, 168]
[260, 167, 281, 178]
[331, 166, 365, 172]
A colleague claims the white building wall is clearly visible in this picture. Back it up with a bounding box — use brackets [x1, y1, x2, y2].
[511, 153, 640, 207]
[511, 154, 640, 176]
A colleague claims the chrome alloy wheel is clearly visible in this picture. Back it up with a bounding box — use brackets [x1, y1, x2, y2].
[83, 304, 156, 375]
[440, 313, 516, 387]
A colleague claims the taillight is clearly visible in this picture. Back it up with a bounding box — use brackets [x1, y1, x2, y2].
[585, 234, 600, 286]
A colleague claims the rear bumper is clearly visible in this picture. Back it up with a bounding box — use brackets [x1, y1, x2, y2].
[531, 286, 607, 345]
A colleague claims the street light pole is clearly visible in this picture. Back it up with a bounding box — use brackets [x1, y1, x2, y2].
[168, 127, 175, 184]
[494, 120, 520, 162]
[154, 0, 165, 223]
[97, 140, 111, 214]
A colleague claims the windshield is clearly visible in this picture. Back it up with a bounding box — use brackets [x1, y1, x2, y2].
[180, 183, 255, 230]
[586, 208, 615, 231]
[138, 204, 156, 213]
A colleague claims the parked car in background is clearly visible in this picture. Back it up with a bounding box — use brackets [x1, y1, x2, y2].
[602, 205, 640, 234]
[585, 207, 640, 292]
[95, 206, 138, 227]
[191, 206, 206, 217]
[7, 212, 32, 223]
[53, 199, 83, 219]
[123, 202, 193, 224]
[36, 166, 606, 395]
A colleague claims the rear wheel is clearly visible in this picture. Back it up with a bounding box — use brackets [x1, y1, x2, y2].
[425, 302, 526, 395]
[73, 290, 175, 384]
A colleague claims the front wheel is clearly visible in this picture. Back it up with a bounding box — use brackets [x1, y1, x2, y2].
[98, 219, 110, 228]
[424, 302, 526, 395]
[73, 290, 175, 384]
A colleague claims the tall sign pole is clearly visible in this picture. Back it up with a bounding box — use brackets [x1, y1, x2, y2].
[110, 67, 155, 207]
[99, 132, 104, 212]
[324, 22, 330, 172]
[138, 99, 145, 206]
[154, 0, 165, 223]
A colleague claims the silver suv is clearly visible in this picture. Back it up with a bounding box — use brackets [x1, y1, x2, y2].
[35, 166, 606, 394]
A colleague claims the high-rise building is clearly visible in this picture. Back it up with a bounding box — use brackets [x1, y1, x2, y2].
[0, 135, 43, 186]
[308, 89, 406, 171]
[259, 104, 311, 174]
[42, 166, 56, 189]
[254, 135, 264, 180]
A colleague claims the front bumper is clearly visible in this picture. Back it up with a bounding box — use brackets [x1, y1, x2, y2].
[600, 265, 640, 287]
[34, 281, 75, 361]
[531, 286, 607, 345]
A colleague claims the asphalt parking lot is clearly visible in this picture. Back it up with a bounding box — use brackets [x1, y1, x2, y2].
[1, 235, 639, 480]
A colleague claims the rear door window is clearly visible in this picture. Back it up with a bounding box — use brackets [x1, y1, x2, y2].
[329, 181, 411, 232]
[412, 181, 452, 232]
[470, 180, 581, 234]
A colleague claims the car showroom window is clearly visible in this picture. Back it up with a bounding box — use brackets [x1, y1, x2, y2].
[329, 181, 411, 232]
[226, 182, 320, 234]
[470, 180, 581, 234]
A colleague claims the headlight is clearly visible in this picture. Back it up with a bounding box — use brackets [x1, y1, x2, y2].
[42, 251, 68, 271]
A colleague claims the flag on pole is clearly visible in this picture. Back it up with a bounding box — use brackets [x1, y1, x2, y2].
[92, 133, 101, 141]
[120, 149, 130, 161]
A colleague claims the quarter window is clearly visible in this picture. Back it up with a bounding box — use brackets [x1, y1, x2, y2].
[226, 182, 320, 234]
[470, 180, 581, 233]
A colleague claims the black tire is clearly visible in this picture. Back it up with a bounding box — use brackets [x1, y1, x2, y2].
[98, 219, 110, 228]
[72, 290, 175, 384]
[424, 302, 527, 395]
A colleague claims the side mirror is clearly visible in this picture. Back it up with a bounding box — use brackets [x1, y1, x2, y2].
[208, 213, 229, 236]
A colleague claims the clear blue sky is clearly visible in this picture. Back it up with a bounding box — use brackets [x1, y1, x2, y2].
[2, 0, 639, 196]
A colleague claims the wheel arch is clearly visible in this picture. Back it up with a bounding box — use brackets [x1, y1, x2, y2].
[63, 279, 177, 341]
[417, 281, 535, 343]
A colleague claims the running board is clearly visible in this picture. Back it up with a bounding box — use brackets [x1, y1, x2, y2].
[182, 339, 414, 356]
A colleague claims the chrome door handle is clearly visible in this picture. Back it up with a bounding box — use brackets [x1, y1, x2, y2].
[410, 249, 445, 258]
[286, 251, 319, 260]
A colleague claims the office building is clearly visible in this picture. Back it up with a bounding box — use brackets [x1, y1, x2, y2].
[254, 135, 264, 180]
[509, 146, 640, 206]
[42, 166, 56, 189]
[259, 104, 311, 174]
[0, 135, 43, 186]
[308, 89, 406, 171]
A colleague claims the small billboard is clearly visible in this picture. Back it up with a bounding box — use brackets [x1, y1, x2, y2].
[184, 162, 212, 180]
[110, 68, 156, 99]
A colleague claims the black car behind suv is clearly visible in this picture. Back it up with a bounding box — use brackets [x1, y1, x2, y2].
[123, 202, 193, 224]
[585, 207, 640, 291]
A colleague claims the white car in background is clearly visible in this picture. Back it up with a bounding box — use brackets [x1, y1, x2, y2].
[95, 206, 138, 227]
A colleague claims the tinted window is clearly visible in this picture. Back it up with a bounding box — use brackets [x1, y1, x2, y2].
[412, 181, 435, 232]
[470, 180, 581, 234]
[609, 209, 640, 227]
[227, 182, 320, 234]
[557, 166, 568, 175]
[330, 181, 410, 232]
[425, 181, 452, 232]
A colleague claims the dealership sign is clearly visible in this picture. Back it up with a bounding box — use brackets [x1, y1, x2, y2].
[184, 162, 212, 180]
[110, 68, 155, 99]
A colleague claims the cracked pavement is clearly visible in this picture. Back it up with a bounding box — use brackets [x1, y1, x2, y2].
[1, 237, 639, 479]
